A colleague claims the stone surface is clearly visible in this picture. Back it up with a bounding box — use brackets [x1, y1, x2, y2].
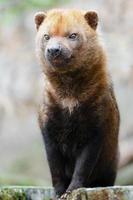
[67, 186, 133, 200]
[0, 186, 133, 200]
[0, 187, 54, 200]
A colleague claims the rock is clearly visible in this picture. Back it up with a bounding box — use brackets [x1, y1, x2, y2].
[0, 187, 54, 200]
[67, 186, 133, 200]
[0, 186, 133, 200]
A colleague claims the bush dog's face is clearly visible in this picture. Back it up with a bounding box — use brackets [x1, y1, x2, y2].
[35, 9, 98, 72]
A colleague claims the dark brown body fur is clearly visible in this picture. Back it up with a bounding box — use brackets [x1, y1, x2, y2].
[35, 9, 120, 198]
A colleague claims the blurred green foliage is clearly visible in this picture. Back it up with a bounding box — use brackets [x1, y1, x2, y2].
[0, 0, 67, 25]
[0, 173, 39, 186]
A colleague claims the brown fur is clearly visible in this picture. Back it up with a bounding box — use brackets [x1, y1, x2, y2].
[35, 9, 120, 197]
[35, 9, 108, 105]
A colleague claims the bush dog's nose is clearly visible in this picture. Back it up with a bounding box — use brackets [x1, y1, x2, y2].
[48, 47, 61, 58]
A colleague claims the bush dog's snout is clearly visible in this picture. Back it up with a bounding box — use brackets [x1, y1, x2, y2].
[45, 37, 72, 67]
[47, 46, 61, 58]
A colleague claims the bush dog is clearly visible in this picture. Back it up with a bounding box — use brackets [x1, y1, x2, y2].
[34, 9, 120, 198]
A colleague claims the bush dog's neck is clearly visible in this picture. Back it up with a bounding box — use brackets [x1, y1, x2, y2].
[45, 55, 108, 104]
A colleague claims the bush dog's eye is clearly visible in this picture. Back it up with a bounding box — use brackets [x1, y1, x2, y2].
[69, 33, 78, 40]
[44, 34, 50, 40]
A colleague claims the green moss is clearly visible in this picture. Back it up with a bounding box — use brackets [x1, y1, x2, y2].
[0, 187, 54, 200]
[0, 189, 26, 200]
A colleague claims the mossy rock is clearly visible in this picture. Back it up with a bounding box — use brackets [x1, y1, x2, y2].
[0, 186, 133, 200]
[68, 186, 133, 200]
[0, 187, 54, 200]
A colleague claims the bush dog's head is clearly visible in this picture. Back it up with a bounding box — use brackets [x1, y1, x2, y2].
[35, 9, 100, 73]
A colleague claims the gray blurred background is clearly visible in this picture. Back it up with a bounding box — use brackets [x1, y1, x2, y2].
[0, 0, 133, 186]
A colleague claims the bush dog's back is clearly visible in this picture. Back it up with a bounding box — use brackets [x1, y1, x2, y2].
[34, 9, 120, 198]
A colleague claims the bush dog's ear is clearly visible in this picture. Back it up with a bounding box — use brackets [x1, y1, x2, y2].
[84, 11, 98, 30]
[34, 12, 46, 30]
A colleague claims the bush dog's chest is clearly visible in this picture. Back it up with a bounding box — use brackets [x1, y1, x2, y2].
[45, 101, 102, 157]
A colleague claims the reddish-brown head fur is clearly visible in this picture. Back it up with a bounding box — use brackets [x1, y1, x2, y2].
[35, 9, 108, 108]
[35, 9, 101, 71]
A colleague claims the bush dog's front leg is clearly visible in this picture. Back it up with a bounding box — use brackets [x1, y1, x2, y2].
[67, 135, 102, 192]
[43, 133, 68, 197]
